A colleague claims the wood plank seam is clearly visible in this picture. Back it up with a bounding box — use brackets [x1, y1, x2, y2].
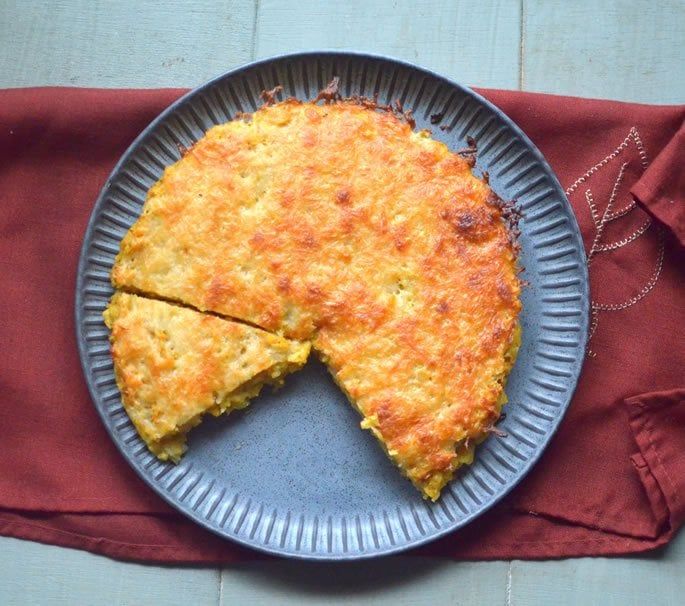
[251, 0, 260, 60]
[519, 0, 525, 90]
[506, 560, 513, 605]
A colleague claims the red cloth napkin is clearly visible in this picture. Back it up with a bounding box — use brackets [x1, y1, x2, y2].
[1, 87, 683, 563]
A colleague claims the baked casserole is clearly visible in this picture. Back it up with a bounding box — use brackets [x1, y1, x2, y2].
[108, 87, 521, 500]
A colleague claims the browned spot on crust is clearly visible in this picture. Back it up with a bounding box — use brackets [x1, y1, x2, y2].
[279, 190, 295, 207]
[233, 111, 251, 122]
[468, 272, 484, 290]
[497, 278, 513, 303]
[205, 275, 235, 308]
[301, 129, 317, 147]
[436, 300, 450, 314]
[339, 206, 367, 234]
[249, 230, 267, 250]
[258, 301, 282, 329]
[314, 77, 342, 104]
[375, 398, 411, 440]
[457, 211, 475, 230]
[486, 190, 522, 252]
[335, 188, 351, 205]
[456, 137, 478, 157]
[392, 224, 410, 251]
[394, 236, 409, 251]
[277, 276, 291, 293]
[426, 450, 455, 474]
[260, 85, 284, 106]
[441, 205, 495, 242]
[306, 283, 324, 301]
[176, 142, 189, 157]
[480, 321, 507, 355]
[301, 232, 317, 248]
[304, 107, 321, 122]
[430, 112, 445, 125]
[393, 99, 416, 129]
[433, 235, 446, 255]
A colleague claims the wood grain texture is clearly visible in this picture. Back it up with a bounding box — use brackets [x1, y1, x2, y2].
[254, 0, 522, 89]
[0, 537, 219, 606]
[509, 529, 685, 606]
[219, 557, 508, 605]
[523, 0, 685, 103]
[0, 0, 255, 87]
[2, 0, 685, 604]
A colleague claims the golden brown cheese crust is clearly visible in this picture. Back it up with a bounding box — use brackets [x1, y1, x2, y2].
[112, 101, 521, 499]
[103, 292, 310, 461]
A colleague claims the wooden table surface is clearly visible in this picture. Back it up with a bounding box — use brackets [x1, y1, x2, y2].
[1, 1, 683, 604]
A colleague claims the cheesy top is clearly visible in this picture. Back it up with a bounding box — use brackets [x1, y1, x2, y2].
[104, 292, 310, 461]
[112, 100, 521, 499]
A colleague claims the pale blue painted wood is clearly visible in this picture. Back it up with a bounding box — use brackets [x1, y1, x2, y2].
[254, 0, 522, 89]
[2, 0, 685, 604]
[0, 0, 256, 88]
[509, 528, 685, 606]
[0, 537, 219, 606]
[219, 557, 509, 605]
[523, 0, 685, 103]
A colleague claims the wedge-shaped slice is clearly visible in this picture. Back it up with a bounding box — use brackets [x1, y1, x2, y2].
[103, 292, 310, 462]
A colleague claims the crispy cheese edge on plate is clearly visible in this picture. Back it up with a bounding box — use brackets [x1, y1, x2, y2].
[103, 292, 310, 462]
[110, 95, 521, 499]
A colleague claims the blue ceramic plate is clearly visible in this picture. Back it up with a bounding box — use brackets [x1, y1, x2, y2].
[76, 51, 589, 560]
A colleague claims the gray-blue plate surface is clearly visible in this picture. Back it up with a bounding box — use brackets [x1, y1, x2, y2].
[76, 51, 589, 560]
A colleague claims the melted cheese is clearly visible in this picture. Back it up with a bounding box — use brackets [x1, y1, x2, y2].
[104, 293, 310, 461]
[111, 101, 521, 499]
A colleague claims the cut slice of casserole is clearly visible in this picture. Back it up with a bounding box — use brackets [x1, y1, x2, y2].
[103, 292, 310, 461]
